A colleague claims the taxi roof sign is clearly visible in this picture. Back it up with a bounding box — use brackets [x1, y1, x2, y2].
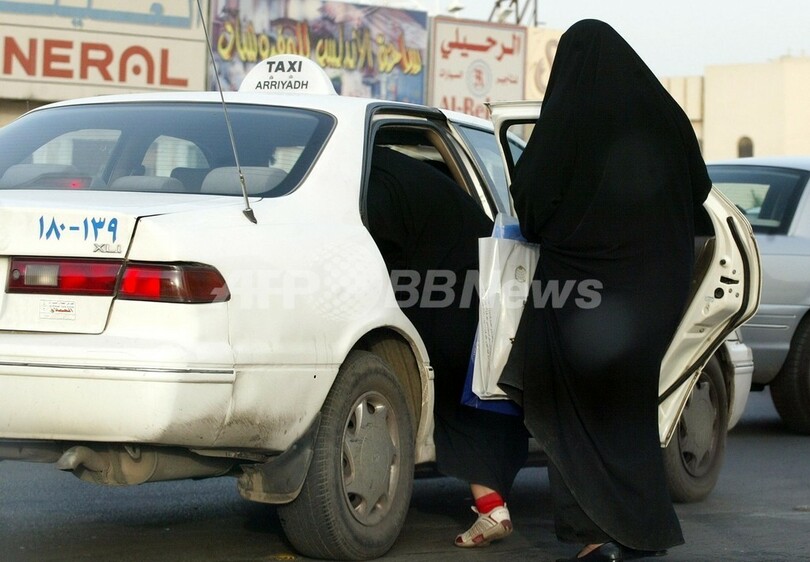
[239, 55, 337, 95]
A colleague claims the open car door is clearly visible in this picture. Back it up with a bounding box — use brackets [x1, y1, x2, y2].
[487, 101, 762, 447]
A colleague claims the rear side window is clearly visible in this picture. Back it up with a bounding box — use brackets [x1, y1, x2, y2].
[708, 165, 809, 234]
[0, 103, 334, 197]
[454, 123, 525, 215]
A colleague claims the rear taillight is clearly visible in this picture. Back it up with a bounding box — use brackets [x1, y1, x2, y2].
[8, 257, 120, 296]
[119, 263, 230, 303]
[7, 258, 230, 303]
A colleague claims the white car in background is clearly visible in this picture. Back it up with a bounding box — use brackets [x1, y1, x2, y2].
[0, 56, 759, 560]
[708, 156, 810, 433]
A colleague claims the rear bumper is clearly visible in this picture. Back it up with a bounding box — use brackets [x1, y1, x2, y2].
[0, 330, 337, 452]
[0, 362, 235, 446]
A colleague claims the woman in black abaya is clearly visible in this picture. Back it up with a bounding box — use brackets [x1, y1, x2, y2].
[366, 146, 528, 547]
[499, 20, 712, 562]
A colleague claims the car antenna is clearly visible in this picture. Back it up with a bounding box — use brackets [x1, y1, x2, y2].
[195, 0, 257, 224]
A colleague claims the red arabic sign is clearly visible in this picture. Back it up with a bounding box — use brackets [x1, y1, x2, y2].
[0, 4, 206, 101]
[429, 17, 526, 119]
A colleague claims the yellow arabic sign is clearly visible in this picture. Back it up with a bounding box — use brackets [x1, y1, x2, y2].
[216, 19, 422, 76]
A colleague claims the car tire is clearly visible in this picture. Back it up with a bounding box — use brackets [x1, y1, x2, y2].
[770, 320, 810, 434]
[278, 350, 415, 560]
[663, 356, 728, 503]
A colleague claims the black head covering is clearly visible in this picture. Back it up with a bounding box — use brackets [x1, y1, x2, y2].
[512, 18, 711, 247]
[500, 20, 712, 550]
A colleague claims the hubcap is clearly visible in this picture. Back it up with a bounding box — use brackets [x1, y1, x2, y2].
[341, 391, 401, 526]
[677, 376, 719, 478]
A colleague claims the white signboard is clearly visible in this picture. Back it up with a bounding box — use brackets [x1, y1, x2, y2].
[0, 0, 209, 101]
[429, 17, 526, 119]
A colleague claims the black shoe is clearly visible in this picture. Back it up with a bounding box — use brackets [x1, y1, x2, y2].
[624, 548, 667, 560]
[556, 541, 624, 562]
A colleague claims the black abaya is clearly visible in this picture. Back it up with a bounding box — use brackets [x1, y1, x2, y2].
[367, 146, 528, 496]
[499, 20, 712, 551]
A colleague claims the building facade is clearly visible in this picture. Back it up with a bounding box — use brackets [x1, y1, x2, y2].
[703, 56, 810, 160]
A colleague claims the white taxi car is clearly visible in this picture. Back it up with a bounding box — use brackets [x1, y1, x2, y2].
[0, 56, 759, 560]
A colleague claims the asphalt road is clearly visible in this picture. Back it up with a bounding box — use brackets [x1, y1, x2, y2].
[1, 389, 808, 562]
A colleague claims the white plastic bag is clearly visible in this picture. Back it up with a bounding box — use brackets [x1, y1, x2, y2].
[472, 214, 540, 400]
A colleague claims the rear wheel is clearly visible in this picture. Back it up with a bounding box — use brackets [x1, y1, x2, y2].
[663, 356, 728, 503]
[278, 350, 415, 560]
[771, 320, 810, 434]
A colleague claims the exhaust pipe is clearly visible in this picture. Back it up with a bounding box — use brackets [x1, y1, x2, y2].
[56, 445, 236, 486]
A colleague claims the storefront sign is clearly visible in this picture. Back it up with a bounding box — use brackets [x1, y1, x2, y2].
[0, 1, 207, 100]
[429, 17, 526, 119]
[525, 27, 561, 100]
[210, 0, 427, 103]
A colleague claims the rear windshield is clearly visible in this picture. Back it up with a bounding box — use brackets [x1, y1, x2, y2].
[0, 102, 334, 197]
[708, 164, 809, 234]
